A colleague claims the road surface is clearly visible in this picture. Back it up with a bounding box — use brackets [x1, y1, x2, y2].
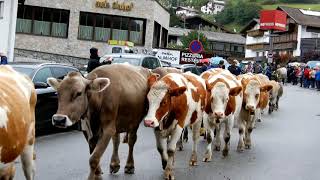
[15, 85, 320, 180]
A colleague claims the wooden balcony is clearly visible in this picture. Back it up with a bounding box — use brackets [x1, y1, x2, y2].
[247, 29, 265, 37]
[273, 42, 297, 50]
[272, 33, 298, 44]
[246, 43, 269, 50]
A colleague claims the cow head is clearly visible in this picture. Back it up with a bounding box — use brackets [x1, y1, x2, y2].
[47, 72, 110, 128]
[144, 74, 186, 128]
[242, 79, 273, 114]
[206, 80, 242, 121]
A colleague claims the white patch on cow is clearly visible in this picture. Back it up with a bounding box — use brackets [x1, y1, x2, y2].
[0, 107, 9, 129]
[168, 74, 186, 87]
[211, 82, 229, 114]
[245, 80, 260, 109]
[144, 81, 168, 128]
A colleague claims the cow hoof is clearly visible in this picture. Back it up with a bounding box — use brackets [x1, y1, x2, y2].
[222, 149, 229, 157]
[178, 146, 183, 151]
[202, 154, 212, 162]
[237, 147, 244, 153]
[245, 145, 251, 149]
[189, 160, 198, 166]
[124, 166, 135, 174]
[214, 146, 220, 151]
[95, 167, 103, 175]
[164, 169, 175, 180]
[183, 138, 188, 143]
[161, 160, 167, 170]
[109, 164, 120, 174]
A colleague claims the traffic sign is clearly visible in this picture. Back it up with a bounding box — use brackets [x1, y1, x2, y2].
[267, 52, 273, 58]
[189, 40, 203, 54]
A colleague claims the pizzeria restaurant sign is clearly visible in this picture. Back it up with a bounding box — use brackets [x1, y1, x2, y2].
[96, 0, 133, 11]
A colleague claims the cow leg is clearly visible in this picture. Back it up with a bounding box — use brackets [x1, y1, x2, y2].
[213, 123, 221, 151]
[177, 129, 184, 151]
[203, 127, 214, 162]
[183, 127, 189, 142]
[20, 143, 35, 180]
[276, 97, 280, 111]
[237, 119, 246, 152]
[256, 108, 262, 122]
[222, 116, 234, 157]
[245, 117, 255, 149]
[189, 120, 201, 166]
[88, 131, 112, 180]
[125, 131, 137, 174]
[164, 126, 183, 180]
[109, 133, 120, 174]
[154, 130, 168, 170]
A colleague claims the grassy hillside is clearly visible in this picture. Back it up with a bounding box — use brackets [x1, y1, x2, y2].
[262, 4, 320, 11]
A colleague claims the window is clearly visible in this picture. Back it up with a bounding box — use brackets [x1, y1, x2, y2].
[16, 5, 69, 38]
[142, 57, 161, 69]
[161, 27, 168, 48]
[153, 21, 161, 48]
[213, 42, 224, 51]
[78, 12, 146, 45]
[0, 1, 4, 19]
[33, 67, 53, 83]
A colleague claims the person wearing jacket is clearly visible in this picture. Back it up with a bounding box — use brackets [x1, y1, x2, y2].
[315, 67, 320, 91]
[228, 60, 241, 76]
[87, 47, 101, 73]
[303, 66, 311, 88]
[310, 68, 316, 88]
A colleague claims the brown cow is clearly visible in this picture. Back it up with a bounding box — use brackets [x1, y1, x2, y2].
[152, 67, 182, 77]
[48, 64, 151, 180]
[0, 66, 37, 180]
[144, 72, 206, 180]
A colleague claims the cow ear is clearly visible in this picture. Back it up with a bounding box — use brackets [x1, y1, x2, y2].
[89, 78, 111, 92]
[47, 78, 62, 91]
[86, 73, 98, 80]
[168, 86, 187, 96]
[206, 81, 213, 91]
[148, 73, 160, 87]
[260, 85, 273, 92]
[229, 86, 242, 96]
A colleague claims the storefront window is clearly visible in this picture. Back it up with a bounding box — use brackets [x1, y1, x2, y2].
[112, 17, 129, 41]
[78, 12, 146, 45]
[129, 20, 144, 45]
[153, 21, 161, 48]
[16, 5, 69, 38]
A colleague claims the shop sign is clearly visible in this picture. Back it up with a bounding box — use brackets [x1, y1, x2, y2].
[155, 49, 180, 65]
[260, 10, 287, 31]
[96, 0, 133, 11]
[180, 52, 204, 64]
[108, 40, 134, 47]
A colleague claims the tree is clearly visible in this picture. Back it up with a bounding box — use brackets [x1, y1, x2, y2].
[181, 31, 209, 51]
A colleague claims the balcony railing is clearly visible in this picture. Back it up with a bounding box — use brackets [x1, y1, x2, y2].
[247, 29, 265, 37]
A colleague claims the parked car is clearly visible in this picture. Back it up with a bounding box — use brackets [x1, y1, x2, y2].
[11, 63, 80, 135]
[100, 53, 162, 69]
[171, 64, 201, 75]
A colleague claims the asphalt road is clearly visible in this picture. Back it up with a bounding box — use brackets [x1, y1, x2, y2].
[15, 85, 320, 180]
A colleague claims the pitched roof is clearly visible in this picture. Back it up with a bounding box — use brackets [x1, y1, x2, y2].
[240, 19, 259, 34]
[278, 6, 320, 28]
[176, 6, 199, 13]
[183, 15, 232, 33]
[169, 27, 246, 44]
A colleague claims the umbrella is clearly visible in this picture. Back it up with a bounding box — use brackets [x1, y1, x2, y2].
[210, 57, 230, 69]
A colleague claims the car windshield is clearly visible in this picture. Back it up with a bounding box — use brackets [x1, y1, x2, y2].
[112, 58, 141, 66]
[12, 67, 35, 77]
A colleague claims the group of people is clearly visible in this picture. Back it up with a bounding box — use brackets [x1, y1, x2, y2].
[287, 65, 320, 91]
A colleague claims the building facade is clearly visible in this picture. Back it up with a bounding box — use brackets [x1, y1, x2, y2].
[14, 0, 170, 65]
[0, 0, 18, 62]
[201, 0, 225, 15]
[243, 6, 320, 62]
[175, 6, 199, 17]
[168, 27, 245, 59]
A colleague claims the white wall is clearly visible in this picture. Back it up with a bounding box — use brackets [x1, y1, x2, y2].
[293, 25, 302, 57]
[245, 23, 270, 58]
[0, 0, 18, 62]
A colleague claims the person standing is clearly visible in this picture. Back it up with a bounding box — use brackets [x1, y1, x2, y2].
[87, 47, 101, 73]
[310, 67, 316, 88]
[303, 66, 311, 88]
[315, 67, 320, 91]
[228, 60, 241, 76]
[0, 53, 8, 65]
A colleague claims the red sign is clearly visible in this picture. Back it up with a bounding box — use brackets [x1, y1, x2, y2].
[189, 40, 203, 54]
[260, 10, 287, 31]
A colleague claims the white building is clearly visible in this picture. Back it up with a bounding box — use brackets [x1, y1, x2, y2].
[242, 6, 320, 62]
[176, 6, 199, 17]
[0, 0, 18, 62]
[201, 0, 225, 15]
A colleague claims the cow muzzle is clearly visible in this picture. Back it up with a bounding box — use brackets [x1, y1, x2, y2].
[245, 105, 255, 113]
[214, 112, 224, 119]
[144, 120, 155, 128]
[52, 114, 72, 128]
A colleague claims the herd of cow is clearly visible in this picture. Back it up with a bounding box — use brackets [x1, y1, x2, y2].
[0, 64, 283, 180]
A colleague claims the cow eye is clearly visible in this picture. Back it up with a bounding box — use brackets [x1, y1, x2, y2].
[255, 94, 259, 99]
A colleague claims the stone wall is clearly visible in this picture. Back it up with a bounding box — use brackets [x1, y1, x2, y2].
[14, 49, 89, 69]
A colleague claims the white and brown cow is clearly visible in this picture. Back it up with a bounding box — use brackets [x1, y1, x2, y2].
[144, 72, 206, 180]
[269, 80, 283, 114]
[237, 73, 272, 151]
[0, 66, 37, 180]
[202, 69, 243, 161]
[254, 74, 273, 122]
[48, 64, 151, 180]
